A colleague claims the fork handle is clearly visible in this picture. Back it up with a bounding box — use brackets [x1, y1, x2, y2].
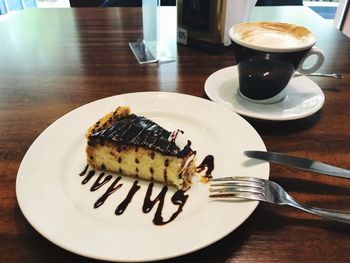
[287, 198, 350, 224]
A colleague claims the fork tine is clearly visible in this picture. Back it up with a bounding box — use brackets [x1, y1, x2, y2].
[209, 185, 264, 194]
[210, 176, 266, 200]
[209, 192, 263, 200]
[210, 181, 264, 188]
[211, 176, 265, 185]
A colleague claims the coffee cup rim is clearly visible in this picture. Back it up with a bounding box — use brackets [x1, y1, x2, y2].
[229, 22, 317, 53]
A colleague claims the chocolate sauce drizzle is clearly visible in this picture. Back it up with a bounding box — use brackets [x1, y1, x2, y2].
[115, 180, 141, 215]
[94, 176, 123, 208]
[90, 173, 113, 191]
[196, 155, 215, 181]
[143, 184, 189, 225]
[170, 129, 184, 141]
[78, 165, 189, 225]
[81, 170, 95, 184]
[88, 114, 192, 158]
[79, 164, 89, 176]
[78, 154, 213, 225]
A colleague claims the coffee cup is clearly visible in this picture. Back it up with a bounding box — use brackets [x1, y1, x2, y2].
[229, 21, 325, 104]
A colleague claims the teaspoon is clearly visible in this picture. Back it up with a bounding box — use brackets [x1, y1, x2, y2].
[294, 72, 343, 79]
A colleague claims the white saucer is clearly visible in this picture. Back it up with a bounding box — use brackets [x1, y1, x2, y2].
[204, 66, 325, 121]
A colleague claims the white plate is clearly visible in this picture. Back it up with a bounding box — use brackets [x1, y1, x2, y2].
[16, 92, 268, 262]
[204, 66, 325, 121]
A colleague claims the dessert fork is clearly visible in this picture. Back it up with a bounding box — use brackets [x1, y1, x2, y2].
[209, 176, 350, 224]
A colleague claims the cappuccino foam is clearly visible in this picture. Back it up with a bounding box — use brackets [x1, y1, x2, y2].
[231, 22, 315, 51]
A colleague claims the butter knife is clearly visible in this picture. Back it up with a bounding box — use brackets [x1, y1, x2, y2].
[244, 150, 350, 179]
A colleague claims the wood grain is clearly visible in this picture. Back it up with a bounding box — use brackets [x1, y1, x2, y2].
[0, 7, 349, 263]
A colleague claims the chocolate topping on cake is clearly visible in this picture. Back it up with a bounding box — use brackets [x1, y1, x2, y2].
[89, 114, 191, 157]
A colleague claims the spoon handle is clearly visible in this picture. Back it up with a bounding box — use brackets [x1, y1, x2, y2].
[295, 72, 343, 79]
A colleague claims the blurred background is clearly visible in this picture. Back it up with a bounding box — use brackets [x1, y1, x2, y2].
[0, 0, 349, 37]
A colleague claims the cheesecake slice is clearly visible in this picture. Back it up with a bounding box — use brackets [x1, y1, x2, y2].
[85, 106, 196, 190]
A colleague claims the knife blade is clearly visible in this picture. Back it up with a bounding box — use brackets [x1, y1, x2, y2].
[244, 150, 350, 179]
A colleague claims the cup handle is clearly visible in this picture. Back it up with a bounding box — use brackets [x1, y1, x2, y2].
[297, 47, 325, 75]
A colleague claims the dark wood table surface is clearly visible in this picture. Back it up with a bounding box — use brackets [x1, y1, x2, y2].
[1, 6, 349, 263]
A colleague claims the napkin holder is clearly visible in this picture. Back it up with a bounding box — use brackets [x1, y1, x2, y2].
[177, 0, 256, 53]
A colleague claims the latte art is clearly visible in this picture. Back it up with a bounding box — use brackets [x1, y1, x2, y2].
[231, 22, 316, 52]
[240, 30, 308, 48]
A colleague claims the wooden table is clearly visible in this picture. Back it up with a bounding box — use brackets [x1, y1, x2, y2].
[1, 6, 349, 263]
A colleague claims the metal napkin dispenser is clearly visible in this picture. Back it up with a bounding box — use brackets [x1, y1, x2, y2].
[177, 0, 228, 51]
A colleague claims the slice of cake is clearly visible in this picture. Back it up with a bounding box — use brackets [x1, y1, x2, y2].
[85, 106, 196, 190]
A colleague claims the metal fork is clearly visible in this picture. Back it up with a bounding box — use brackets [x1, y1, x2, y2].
[209, 177, 350, 224]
